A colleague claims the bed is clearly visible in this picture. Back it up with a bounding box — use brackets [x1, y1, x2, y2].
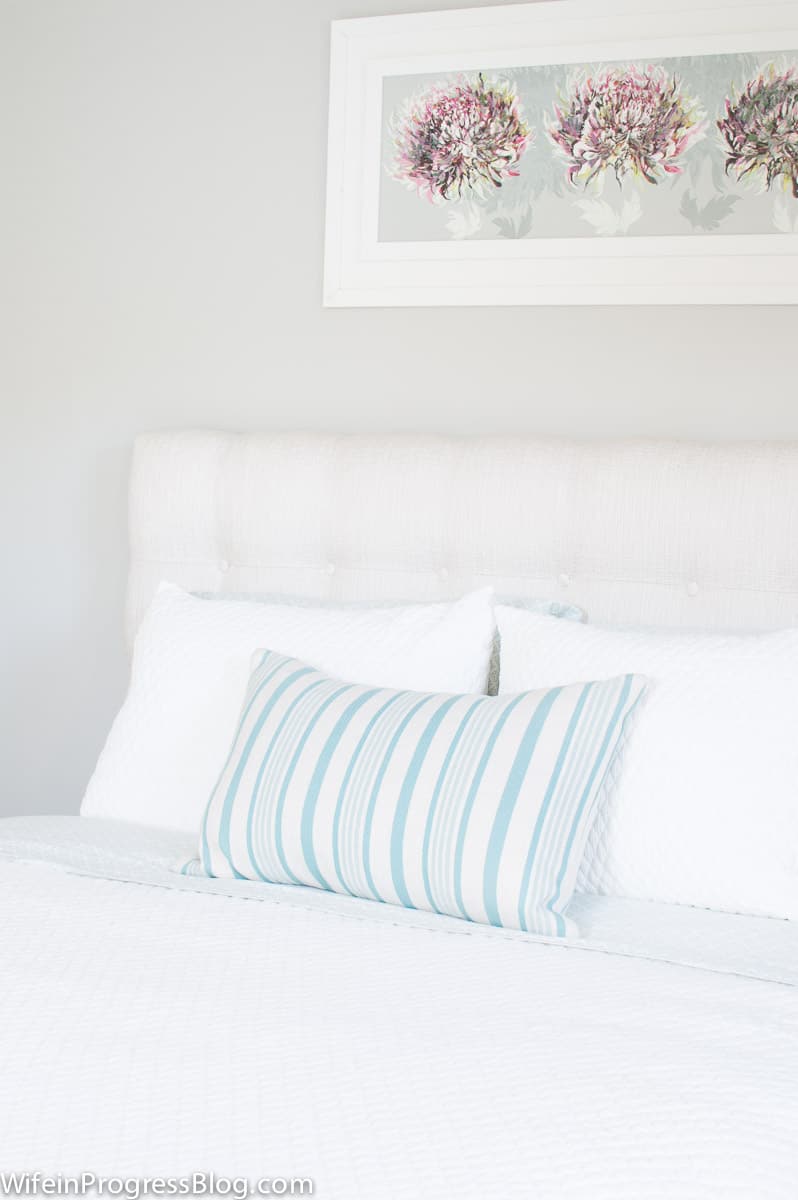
[2, 432, 797, 1199]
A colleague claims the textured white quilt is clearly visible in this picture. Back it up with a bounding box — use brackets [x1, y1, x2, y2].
[1, 817, 796, 1200]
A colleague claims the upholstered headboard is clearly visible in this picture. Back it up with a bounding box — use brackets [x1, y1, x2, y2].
[127, 431, 798, 644]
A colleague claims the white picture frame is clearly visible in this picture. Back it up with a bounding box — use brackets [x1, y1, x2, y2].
[323, 0, 798, 306]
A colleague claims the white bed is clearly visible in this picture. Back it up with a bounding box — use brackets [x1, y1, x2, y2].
[3, 432, 798, 1198]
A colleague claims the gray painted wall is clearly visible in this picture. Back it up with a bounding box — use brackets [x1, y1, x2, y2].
[2, 0, 796, 818]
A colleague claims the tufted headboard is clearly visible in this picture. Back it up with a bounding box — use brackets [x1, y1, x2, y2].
[127, 431, 798, 645]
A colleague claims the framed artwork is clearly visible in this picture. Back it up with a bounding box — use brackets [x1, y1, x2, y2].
[323, 0, 798, 305]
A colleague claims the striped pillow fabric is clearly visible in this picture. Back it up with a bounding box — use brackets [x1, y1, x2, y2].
[200, 652, 646, 936]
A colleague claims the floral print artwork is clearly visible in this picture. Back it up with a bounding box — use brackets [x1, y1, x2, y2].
[379, 50, 798, 242]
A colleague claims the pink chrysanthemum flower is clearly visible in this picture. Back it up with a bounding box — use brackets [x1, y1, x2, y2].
[391, 74, 532, 203]
[718, 64, 798, 199]
[549, 65, 704, 187]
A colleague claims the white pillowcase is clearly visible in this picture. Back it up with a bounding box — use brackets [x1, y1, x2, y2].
[82, 583, 496, 833]
[497, 606, 798, 921]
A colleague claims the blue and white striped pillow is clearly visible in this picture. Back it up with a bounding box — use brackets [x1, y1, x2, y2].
[199, 652, 646, 936]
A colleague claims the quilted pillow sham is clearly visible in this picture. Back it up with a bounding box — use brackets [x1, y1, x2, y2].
[199, 650, 646, 936]
[198, 589, 586, 697]
[82, 583, 496, 834]
[497, 605, 798, 921]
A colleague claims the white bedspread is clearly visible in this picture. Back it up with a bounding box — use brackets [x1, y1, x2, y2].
[1, 817, 796, 1199]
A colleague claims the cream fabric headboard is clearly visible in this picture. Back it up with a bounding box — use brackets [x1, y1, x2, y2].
[127, 431, 798, 644]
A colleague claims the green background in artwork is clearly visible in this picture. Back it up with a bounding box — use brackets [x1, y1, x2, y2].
[378, 50, 798, 242]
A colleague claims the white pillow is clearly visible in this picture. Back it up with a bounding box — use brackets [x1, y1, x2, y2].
[82, 583, 496, 833]
[497, 606, 798, 921]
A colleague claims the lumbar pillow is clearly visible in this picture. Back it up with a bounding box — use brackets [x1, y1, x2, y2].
[497, 605, 798, 921]
[82, 583, 496, 833]
[198, 649, 645, 936]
